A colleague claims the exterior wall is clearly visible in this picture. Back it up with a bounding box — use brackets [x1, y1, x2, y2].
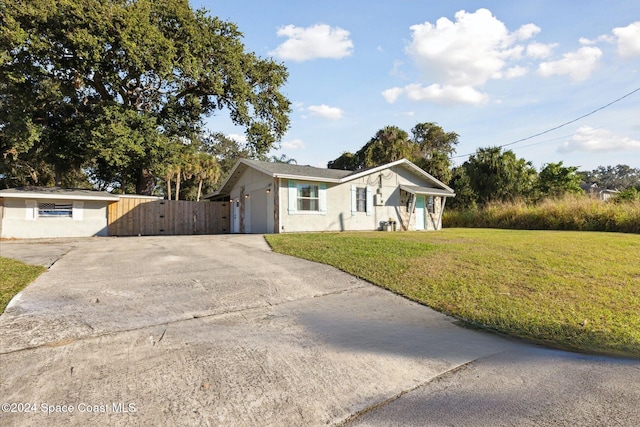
[278, 165, 440, 233]
[228, 167, 274, 233]
[0, 198, 111, 238]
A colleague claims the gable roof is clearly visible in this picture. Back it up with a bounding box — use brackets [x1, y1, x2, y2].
[0, 187, 120, 202]
[206, 158, 455, 199]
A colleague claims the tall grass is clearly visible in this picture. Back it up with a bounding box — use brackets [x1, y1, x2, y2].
[444, 195, 640, 233]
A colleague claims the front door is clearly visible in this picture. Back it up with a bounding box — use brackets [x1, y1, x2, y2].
[415, 195, 425, 230]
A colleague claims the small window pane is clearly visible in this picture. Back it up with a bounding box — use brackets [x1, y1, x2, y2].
[299, 185, 318, 198]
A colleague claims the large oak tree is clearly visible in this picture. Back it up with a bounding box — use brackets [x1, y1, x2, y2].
[0, 0, 290, 193]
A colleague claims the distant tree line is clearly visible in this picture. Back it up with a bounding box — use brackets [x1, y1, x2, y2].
[328, 122, 640, 209]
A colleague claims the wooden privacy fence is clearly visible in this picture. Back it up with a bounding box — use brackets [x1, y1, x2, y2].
[108, 197, 229, 236]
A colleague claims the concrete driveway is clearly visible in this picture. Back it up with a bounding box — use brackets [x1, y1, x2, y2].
[0, 235, 639, 426]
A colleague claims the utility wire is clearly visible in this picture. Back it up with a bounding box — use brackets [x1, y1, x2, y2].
[450, 86, 640, 160]
[513, 115, 639, 151]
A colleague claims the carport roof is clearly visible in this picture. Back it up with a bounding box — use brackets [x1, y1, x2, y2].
[0, 187, 120, 201]
[400, 185, 455, 197]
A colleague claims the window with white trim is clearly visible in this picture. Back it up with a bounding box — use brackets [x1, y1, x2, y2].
[38, 203, 73, 218]
[356, 187, 367, 212]
[350, 185, 372, 216]
[297, 183, 319, 211]
[288, 180, 326, 215]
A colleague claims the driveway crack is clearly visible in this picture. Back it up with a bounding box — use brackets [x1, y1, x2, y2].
[0, 284, 367, 355]
[334, 355, 502, 426]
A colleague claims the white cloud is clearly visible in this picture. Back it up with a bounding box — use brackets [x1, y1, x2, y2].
[226, 133, 247, 144]
[269, 24, 353, 61]
[515, 23, 541, 40]
[579, 34, 613, 45]
[612, 21, 640, 58]
[405, 8, 537, 87]
[388, 8, 541, 105]
[381, 87, 404, 103]
[559, 126, 640, 153]
[404, 83, 489, 105]
[503, 65, 529, 78]
[307, 104, 343, 119]
[526, 42, 557, 59]
[281, 139, 305, 150]
[537, 46, 602, 81]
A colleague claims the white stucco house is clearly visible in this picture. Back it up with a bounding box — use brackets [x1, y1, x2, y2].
[0, 187, 119, 239]
[205, 158, 455, 234]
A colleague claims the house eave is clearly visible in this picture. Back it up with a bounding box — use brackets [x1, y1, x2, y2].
[273, 174, 342, 183]
[0, 189, 120, 202]
[399, 184, 455, 197]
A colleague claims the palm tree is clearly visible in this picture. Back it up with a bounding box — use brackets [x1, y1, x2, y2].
[270, 154, 297, 164]
[193, 153, 221, 201]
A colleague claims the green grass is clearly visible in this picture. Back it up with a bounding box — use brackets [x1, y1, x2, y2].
[266, 229, 640, 357]
[0, 257, 45, 314]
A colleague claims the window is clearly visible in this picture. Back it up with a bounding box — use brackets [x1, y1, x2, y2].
[288, 180, 326, 215]
[297, 183, 319, 211]
[38, 203, 72, 218]
[427, 196, 435, 214]
[356, 187, 367, 212]
[350, 185, 372, 216]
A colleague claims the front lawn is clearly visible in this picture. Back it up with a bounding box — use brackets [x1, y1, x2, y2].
[0, 257, 45, 314]
[265, 229, 640, 357]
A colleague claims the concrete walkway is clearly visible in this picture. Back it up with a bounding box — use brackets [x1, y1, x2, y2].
[0, 235, 638, 426]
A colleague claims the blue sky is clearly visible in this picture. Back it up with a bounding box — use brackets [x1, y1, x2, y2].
[192, 0, 640, 171]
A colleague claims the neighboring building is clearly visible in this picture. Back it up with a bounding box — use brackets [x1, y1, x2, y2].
[205, 158, 455, 234]
[0, 187, 119, 239]
[580, 183, 620, 201]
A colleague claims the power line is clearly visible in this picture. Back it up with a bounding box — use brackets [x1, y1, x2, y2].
[451, 86, 640, 160]
[514, 114, 639, 151]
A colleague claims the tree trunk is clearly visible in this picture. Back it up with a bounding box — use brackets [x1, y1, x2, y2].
[167, 176, 172, 200]
[136, 168, 155, 195]
[174, 168, 181, 200]
[196, 179, 203, 202]
[54, 167, 62, 187]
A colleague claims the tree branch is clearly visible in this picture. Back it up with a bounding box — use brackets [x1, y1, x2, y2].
[88, 71, 113, 101]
